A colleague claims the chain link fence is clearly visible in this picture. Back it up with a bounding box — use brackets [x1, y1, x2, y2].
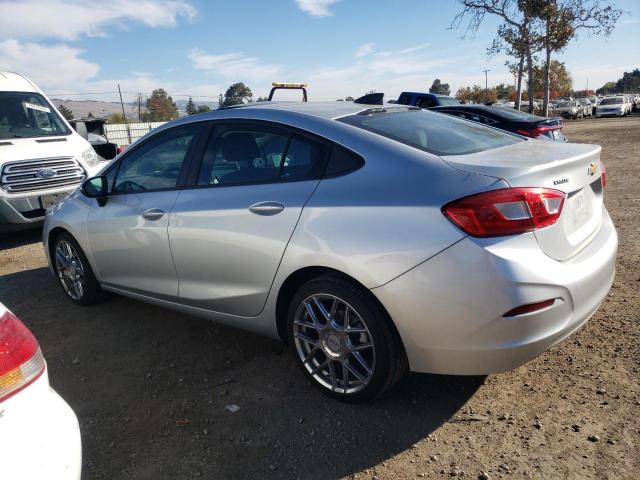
[104, 122, 166, 146]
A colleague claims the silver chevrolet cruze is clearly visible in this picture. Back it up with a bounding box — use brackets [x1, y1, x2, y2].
[43, 102, 617, 401]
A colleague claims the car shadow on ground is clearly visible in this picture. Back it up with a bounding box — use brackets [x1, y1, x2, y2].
[0, 228, 42, 250]
[0, 265, 484, 480]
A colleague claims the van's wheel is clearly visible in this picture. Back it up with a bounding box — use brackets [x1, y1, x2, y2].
[287, 273, 407, 402]
[53, 232, 107, 306]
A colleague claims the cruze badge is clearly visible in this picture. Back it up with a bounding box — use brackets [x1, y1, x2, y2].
[35, 168, 56, 179]
[553, 178, 568, 186]
[587, 162, 598, 177]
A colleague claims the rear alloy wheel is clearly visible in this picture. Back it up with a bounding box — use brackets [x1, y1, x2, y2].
[287, 273, 407, 402]
[53, 233, 107, 306]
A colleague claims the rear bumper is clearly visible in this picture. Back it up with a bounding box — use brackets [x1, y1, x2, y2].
[0, 370, 82, 479]
[373, 209, 617, 375]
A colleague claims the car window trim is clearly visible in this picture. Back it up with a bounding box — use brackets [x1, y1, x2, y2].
[106, 123, 205, 196]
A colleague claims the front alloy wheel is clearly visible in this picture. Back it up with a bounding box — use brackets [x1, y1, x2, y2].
[287, 273, 407, 402]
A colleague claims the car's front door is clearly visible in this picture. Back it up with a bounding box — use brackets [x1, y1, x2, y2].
[86, 124, 202, 298]
[169, 121, 330, 317]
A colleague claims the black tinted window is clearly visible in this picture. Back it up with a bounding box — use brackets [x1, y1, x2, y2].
[280, 136, 328, 181]
[324, 145, 364, 176]
[197, 123, 327, 186]
[338, 109, 520, 156]
[113, 126, 197, 193]
[397, 94, 411, 105]
[416, 96, 436, 109]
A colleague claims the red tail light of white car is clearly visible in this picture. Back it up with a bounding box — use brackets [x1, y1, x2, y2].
[0, 304, 81, 479]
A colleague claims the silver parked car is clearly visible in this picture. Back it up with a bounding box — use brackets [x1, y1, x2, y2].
[595, 96, 627, 117]
[551, 100, 585, 119]
[43, 103, 617, 402]
[577, 98, 594, 117]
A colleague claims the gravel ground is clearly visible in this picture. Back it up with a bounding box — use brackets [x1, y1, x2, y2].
[0, 115, 638, 480]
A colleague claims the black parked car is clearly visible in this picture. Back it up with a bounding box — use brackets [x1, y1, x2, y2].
[431, 104, 567, 142]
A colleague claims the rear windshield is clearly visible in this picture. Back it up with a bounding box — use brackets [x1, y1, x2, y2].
[338, 109, 521, 156]
[0, 91, 70, 140]
[599, 97, 623, 105]
[556, 102, 574, 108]
[487, 106, 542, 121]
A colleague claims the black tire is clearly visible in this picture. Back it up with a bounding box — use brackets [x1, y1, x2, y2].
[52, 232, 108, 306]
[287, 273, 407, 402]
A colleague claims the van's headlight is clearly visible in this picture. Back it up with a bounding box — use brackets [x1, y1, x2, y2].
[82, 148, 98, 167]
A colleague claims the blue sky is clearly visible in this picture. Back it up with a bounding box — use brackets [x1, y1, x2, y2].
[1, 0, 638, 102]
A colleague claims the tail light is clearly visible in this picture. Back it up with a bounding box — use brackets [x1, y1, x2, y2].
[442, 187, 565, 237]
[515, 126, 560, 138]
[601, 163, 606, 189]
[0, 308, 45, 403]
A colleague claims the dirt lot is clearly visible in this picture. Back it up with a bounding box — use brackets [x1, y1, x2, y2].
[1, 116, 638, 480]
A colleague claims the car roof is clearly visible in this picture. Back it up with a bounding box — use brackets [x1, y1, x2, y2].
[220, 101, 415, 120]
[0, 71, 40, 93]
[400, 92, 453, 98]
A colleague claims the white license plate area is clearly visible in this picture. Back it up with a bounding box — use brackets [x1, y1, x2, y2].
[40, 192, 68, 209]
[569, 190, 591, 229]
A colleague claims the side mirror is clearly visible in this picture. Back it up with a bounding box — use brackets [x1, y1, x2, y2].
[75, 121, 88, 140]
[82, 176, 108, 199]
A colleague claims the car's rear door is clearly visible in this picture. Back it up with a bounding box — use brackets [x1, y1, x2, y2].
[168, 121, 330, 316]
[86, 124, 203, 298]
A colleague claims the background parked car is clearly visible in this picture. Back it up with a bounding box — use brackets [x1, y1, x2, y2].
[396, 91, 460, 108]
[551, 100, 585, 119]
[0, 303, 81, 479]
[577, 98, 594, 117]
[596, 96, 627, 117]
[431, 104, 567, 141]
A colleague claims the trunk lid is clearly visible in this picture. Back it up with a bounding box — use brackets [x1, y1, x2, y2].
[441, 140, 604, 261]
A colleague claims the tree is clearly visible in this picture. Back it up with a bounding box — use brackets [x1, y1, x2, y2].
[222, 82, 253, 107]
[185, 97, 197, 115]
[196, 105, 211, 113]
[453, 0, 542, 113]
[429, 78, 451, 95]
[345, 96, 355, 101]
[141, 88, 178, 122]
[495, 82, 515, 100]
[57, 104, 73, 121]
[616, 69, 640, 92]
[533, 0, 622, 115]
[596, 81, 617, 95]
[455, 84, 497, 104]
[531, 60, 572, 97]
[108, 112, 126, 124]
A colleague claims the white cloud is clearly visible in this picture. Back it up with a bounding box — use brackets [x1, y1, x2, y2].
[188, 49, 283, 84]
[354, 43, 375, 58]
[0, 39, 100, 91]
[0, 0, 196, 40]
[295, 0, 340, 17]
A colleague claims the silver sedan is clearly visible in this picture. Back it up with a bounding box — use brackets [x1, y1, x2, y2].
[43, 102, 617, 402]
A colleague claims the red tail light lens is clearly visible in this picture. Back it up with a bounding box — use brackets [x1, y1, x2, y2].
[442, 187, 566, 237]
[515, 126, 560, 138]
[601, 163, 606, 189]
[0, 308, 45, 403]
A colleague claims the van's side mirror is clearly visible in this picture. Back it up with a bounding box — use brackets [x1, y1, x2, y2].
[75, 121, 88, 140]
[82, 176, 108, 205]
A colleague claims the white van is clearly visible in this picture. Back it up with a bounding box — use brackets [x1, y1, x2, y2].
[1, 71, 102, 232]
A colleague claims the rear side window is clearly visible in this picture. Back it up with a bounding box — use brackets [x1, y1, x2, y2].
[397, 94, 411, 105]
[197, 122, 329, 186]
[324, 145, 364, 177]
[338, 109, 520, 156]
[416, 96, 436, 109]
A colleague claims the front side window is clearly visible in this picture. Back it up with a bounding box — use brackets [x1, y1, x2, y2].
[197, 123, 328, 186]
[0, 91, 70, 140]
[338, 109, 521, 156]
[417, 96, 436, 109]
[113, 127, 197, 193]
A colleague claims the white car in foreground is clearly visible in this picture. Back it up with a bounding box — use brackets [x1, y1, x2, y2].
[0, 303, 81, 479]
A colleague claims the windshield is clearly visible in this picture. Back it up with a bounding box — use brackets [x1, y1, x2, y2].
[556, 102, 574, 108]
[438, 96, 460, 106]
[338, 109, 521, 156]
[0, 91, 71, 140]
[599, 97, 623, 105]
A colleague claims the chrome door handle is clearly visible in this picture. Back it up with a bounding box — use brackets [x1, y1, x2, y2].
[142, 208, 165, 221]
[248, 201, 284, 216]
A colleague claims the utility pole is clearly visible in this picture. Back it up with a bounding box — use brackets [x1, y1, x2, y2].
[118, 84, 132, 145]
[137, 92, 142, 121]
[483, 69, 490, 104]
